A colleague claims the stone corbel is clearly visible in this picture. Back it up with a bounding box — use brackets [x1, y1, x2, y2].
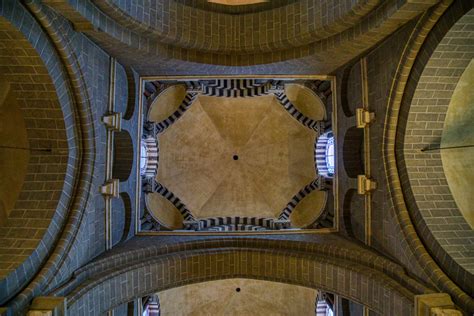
[27, 297, 66, 316]
[415, 294, 462, 316]
[100, 179, 120, 198]
[356, 108, 375, 128]
[357, 175, 376, 194]
[102, 112, 122, 131]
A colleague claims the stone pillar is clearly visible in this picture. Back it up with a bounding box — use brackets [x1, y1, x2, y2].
[27, 297, 66, 316]
[415, 293, 462, 316]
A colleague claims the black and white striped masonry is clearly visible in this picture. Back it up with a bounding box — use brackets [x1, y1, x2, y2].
[315, 131, 333, 177]
[200, 79, 272, 97]
[278, 178, 321, 220]
[312, 206, 334, 229]
[204, 224, 267, 231]
[274, 92, 323, 133]
[153, 181, 195, 221]
[140, 137, 159, 178]
[198, 216, 274, 231]
[155, 92, 198, 133]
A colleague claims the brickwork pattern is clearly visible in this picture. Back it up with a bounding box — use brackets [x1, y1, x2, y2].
[342, 189, 365, 243]
[1, 1, 471, 315]
[380, 0, 474, 311]
[0, 2, 127, 313]
[113, 130, 134, 182]
[174, 0, 297, 14]
[341, 61, 362, 118]
[46, 0, 436, 75]
[336, 7, 440, 298]
[62, 235, 431, 316]
[366, 19, 428, 281]
[114, 61, 139, 246]
[99, 0, 378, 54]
[0, 5, 77, 303]
[342, 127, 364, 178]
[398, 5, 474, 296]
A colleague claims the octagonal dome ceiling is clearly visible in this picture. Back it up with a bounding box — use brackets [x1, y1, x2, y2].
[156, 94, 317, 219]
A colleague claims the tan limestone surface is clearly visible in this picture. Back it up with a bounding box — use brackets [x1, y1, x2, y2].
[146, 193, 184, 230]
[290, 190, 327, 228]
[151, 91, 326, 227]
[156, 94, 318, 222]
[148, 85, 187, 123]
[0, 80, 29, 226]
[158, 278, 317, 316]
[441, 60, 474, 228]
[285, 83, 326, 121]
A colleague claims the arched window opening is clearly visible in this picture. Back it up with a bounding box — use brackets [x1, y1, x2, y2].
[140, 137, 158, 178]
[316, 131, 335, 178]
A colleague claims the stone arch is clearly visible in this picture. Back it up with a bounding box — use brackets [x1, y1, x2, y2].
[113, 130, 134, 182]
[342, 127, 364, 178]
[0, 1, 95, 311]
[62, 237, 431, 316]
[0, 14, 74, 304]
[46, 0, 437, 75]
[380, 0, 474, 311]
[92, 0, 381, 54]
[397, 6, 474, 297]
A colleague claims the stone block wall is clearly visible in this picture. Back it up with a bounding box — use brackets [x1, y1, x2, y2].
[0, 1, 132, 310]
[0, 4, 75, 303]
[397, 3, 474, 296]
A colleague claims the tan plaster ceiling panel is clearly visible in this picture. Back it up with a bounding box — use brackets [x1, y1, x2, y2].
[290, 190, 327, 228]
[207, 0, 267, 5]
[441, 60, 474, 228]
[0, 80, 29, 226]
[285, 83, 326, 121]
[157, 94, 316, 219]
[158, 278, 317, 316]
[148, 85, 187, 123]
[145, 193, 183, 230]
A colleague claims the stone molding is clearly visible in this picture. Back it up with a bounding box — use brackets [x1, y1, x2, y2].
[56, 235, 432, 315]
[382, 0, 474, 312]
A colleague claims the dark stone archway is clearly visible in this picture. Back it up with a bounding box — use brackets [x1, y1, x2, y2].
[0, 14, 73, 304]
[58, 235, 432, 316]
[397, 5, 474, 297]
